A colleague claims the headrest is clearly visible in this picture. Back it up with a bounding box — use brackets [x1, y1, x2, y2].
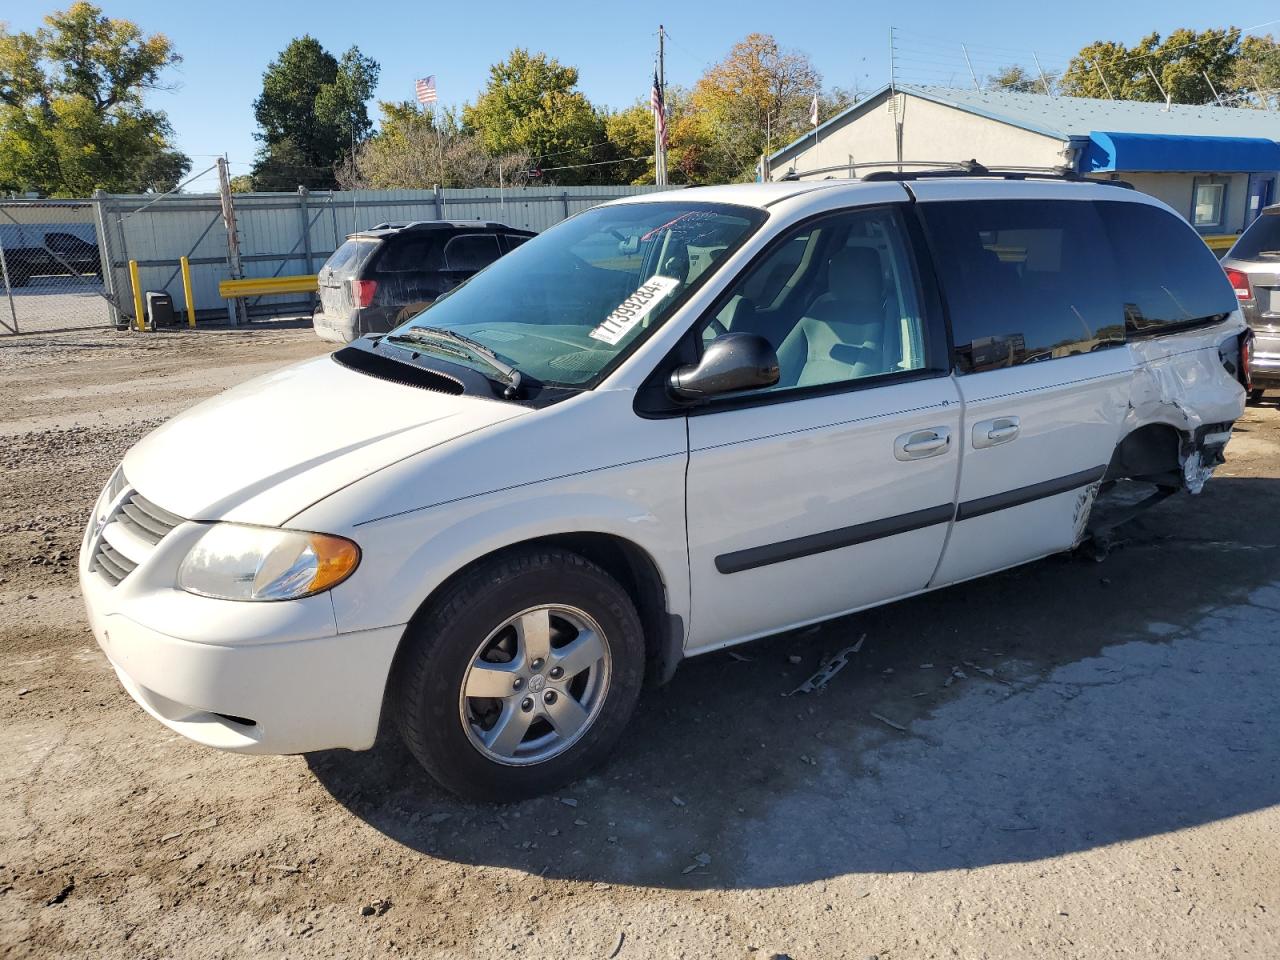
[828, 246, 883, 302]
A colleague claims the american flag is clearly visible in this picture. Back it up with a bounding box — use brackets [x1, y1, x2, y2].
[651, 71, 667, 150]
[415, 76, 437, 105]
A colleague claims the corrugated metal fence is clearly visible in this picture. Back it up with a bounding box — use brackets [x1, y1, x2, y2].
[0, 185, 664, 334]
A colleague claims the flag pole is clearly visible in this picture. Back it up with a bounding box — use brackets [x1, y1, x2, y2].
[656, 25, 668, 187]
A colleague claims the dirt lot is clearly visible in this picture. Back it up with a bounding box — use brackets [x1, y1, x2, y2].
[2, 325, 1279, 960]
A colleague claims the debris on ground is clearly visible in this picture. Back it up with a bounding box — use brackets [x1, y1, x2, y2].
[727, 651, 753, 662]
[608, 931, 626, 958]
[558, 797, 578, 807]
[787, 654, 803, 665]
[870, 711, 908, 733]
[944, 666, 967, 687]
[44, 877, 74, 907]
[785, 635, 866, 696]
[962, 660, 1013, 686]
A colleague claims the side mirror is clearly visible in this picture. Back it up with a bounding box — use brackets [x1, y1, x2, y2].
[669, 332, 780, 401]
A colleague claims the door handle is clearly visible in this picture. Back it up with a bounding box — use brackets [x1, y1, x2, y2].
[894, 427, 952, 461]
[972, 416, 1020, 449]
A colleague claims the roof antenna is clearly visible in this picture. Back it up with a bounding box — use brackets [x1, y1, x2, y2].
[1147, 66, 1172, 110]
[1092, 60, 1116, 100]
[1032, 52, 1053, 96]
[961, 44, 980, 91]
[1203, 71, 1223, 105]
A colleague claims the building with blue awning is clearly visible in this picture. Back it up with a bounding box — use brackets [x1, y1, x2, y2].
[767, 84, 1280, 241]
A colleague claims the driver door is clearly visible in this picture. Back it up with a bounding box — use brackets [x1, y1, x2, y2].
[682, 205, 961, 652]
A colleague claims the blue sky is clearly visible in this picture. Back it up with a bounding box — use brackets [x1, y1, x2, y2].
[8, 0, 1280, 190]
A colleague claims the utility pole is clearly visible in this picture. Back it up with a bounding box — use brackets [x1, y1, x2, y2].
[216, 155, 246, 325]
[890, 26, 903, 173]
[655, 25, 668, 187]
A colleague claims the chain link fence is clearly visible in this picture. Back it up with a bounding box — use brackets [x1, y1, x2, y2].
[0, 199, 117, 334]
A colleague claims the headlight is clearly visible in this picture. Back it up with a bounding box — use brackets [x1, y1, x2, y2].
[178, 523, 360, 601]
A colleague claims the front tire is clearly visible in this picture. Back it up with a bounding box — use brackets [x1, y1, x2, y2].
[1249, 388, 1265, 405]
[392, 547, 645, 802]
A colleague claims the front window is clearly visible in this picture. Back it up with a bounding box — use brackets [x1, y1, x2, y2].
[387, 202, 765, 387]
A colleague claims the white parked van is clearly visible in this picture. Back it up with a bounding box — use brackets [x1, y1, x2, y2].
[81, 174, 1248, 800]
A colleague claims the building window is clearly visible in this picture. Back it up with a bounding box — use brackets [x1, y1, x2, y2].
[1191, 179, 1227, 230]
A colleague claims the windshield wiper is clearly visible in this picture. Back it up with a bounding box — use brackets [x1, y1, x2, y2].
[386, 327, 523, 397]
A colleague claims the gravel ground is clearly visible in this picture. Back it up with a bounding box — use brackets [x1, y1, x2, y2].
[2, 325, 1279, 959]
[0, 277, 114, 335]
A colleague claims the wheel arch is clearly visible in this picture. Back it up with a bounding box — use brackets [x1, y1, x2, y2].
[1104, 421, 1185, 487]
[387, 532, 684, 700]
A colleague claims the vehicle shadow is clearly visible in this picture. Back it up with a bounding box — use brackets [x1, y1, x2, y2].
[307, 476, 1280, 890]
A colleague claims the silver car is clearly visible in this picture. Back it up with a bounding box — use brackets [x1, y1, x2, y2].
[1222, 205, 1280, 402]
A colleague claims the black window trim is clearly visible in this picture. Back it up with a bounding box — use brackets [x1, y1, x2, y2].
[634, 201, 953, 419]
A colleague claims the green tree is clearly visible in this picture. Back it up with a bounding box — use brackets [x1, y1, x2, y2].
[603, 102, 657, 185]
[1061, 28, 1243, 104]
[0, 3, 189, 196]
[688, 33, 823, 184]
[462, 49, 609, 184]
[251, 36, 379, 190]
[987, 64, 1057, 94]
[1234, 34, 1280, 108]
[338, 100, 529, 189]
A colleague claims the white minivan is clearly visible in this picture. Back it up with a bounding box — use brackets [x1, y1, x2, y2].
[81, 174, 1248, 800]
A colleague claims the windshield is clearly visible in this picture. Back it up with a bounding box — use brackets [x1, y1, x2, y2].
[1230, 211, 1280, 260]
[386, 201, 765, 386]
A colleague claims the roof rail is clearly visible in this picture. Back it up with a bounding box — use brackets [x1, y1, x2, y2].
[777, 159, 971, 181]
[776, 159, 1134, 189]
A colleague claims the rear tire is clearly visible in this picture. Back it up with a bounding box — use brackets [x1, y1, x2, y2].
[393, 547, 645, 802]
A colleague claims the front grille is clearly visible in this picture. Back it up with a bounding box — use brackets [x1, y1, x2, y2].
[90, 489, 185, 587]
[94, 541, 138, 586]
[115, 492, 183, 545]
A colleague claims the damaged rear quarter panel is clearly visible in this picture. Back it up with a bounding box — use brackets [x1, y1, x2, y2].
[1123, 314, 1248, 492]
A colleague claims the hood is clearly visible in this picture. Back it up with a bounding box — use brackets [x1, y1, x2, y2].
[123, 355, 526, 525]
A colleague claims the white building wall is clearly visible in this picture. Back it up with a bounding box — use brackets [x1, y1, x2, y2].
[770, 93, 1067, 179]
[1103, 172, 1250, 234]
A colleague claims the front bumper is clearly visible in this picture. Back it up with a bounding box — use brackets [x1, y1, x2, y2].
[91, 610, 402, 754]
[81, 522, 404, 755]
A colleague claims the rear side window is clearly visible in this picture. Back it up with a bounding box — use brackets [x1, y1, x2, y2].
[503, 233, 531, 251]
[920, 200, 1124, 373]
[444, 233, 502, 271]
[324, 239, 378, 277]
[1229, 210, 1280, 261]
[377, 234, 445, 272]
[1096, 201, 1237, 335]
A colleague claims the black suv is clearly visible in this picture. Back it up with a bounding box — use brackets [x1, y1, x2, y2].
[313, 220, 535, 343]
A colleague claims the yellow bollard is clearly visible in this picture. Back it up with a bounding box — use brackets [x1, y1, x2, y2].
[180, 255, 195, 327]
[128, 259, 145, 331]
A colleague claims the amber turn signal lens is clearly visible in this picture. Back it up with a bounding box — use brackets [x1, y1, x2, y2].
[306, 533, 361, 594]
